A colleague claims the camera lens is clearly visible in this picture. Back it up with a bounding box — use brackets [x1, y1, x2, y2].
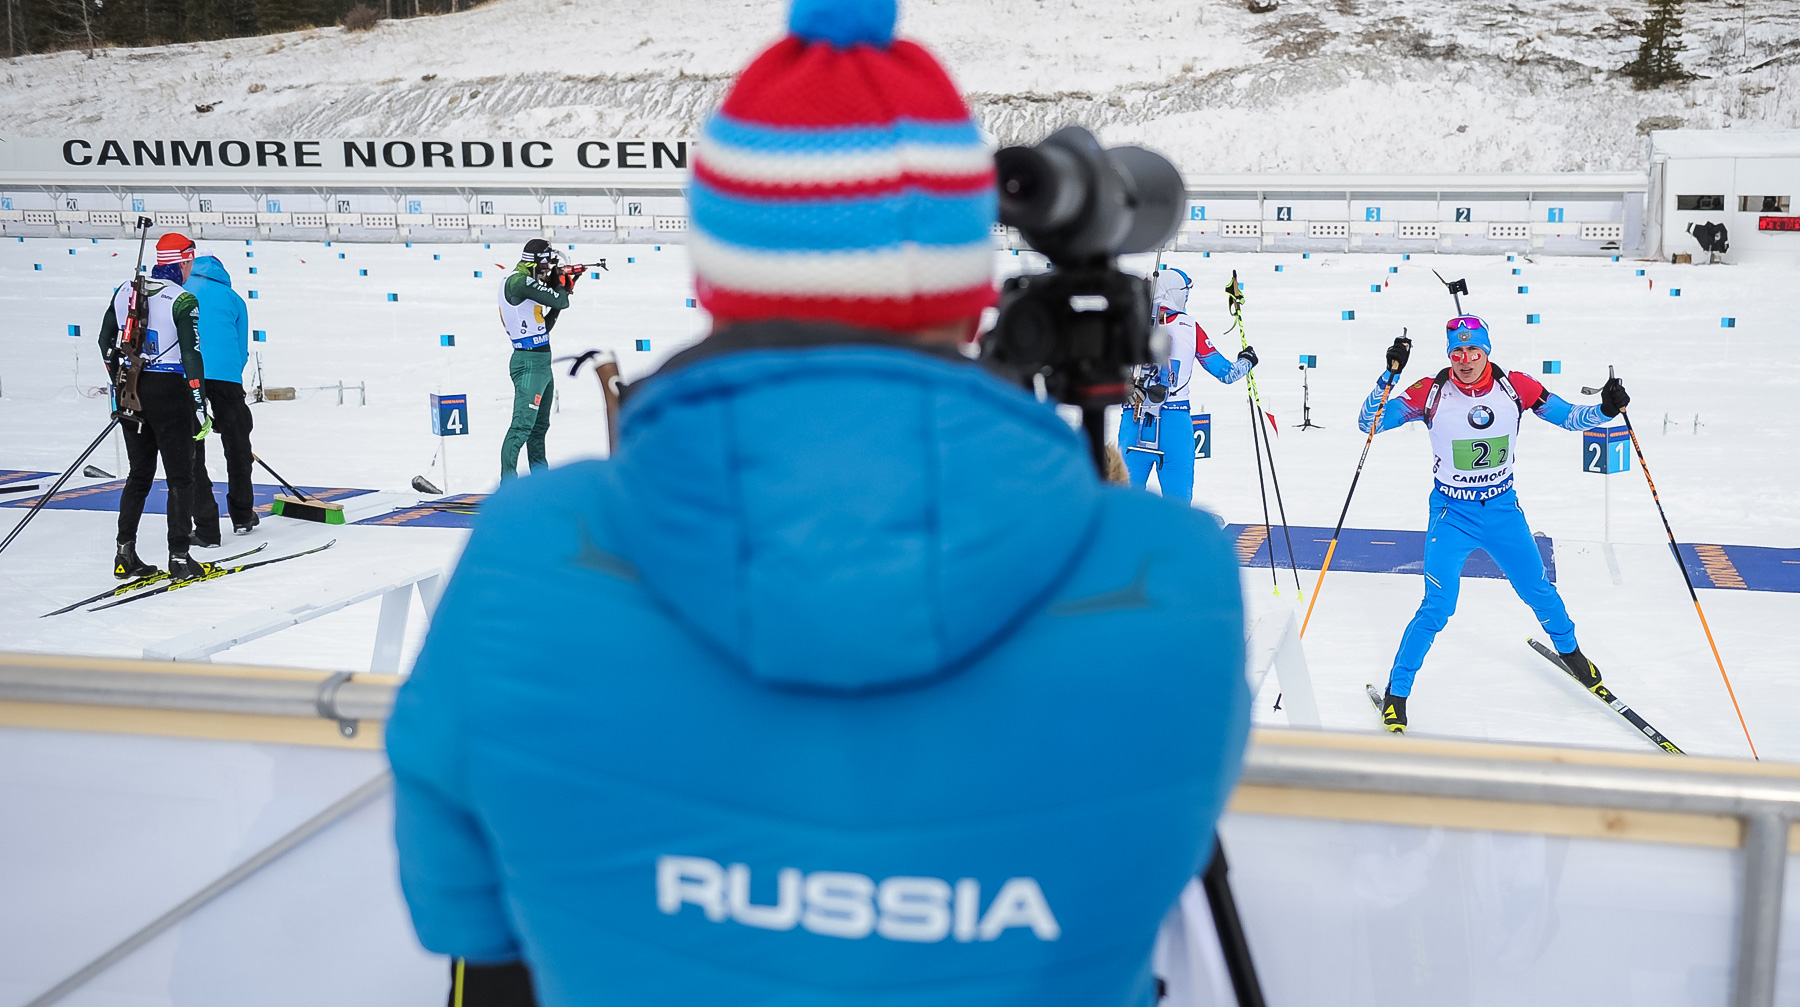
[996, 144, 1086, 235]
[1107, 146, 1185, 255]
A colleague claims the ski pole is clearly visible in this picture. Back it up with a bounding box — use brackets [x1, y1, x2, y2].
[1300, 332, 1407, 638]
[1244, 395, 1279, 596]
[1583, 368, 1759, 759]
[0, 417, 121, 560]
[1227, 271, 1303, 597]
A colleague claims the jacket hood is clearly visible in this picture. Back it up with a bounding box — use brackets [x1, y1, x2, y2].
[609, 325, 1101, 694]
[189, 256, 231, 287]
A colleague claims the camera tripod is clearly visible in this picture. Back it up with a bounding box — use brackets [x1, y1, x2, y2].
[1295, 364, 1322, 431]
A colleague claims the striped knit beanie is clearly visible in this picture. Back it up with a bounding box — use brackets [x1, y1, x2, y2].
[690, 0, 997, 332]
[155, 232, 195, 264]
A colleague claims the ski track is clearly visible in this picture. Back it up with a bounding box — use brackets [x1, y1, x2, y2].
[1, 237, 1796, 763]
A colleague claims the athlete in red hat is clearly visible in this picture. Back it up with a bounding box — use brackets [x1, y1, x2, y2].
[98, 232, 211, 580]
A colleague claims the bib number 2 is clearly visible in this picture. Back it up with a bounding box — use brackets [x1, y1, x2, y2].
[1452, 436, 1509, 471]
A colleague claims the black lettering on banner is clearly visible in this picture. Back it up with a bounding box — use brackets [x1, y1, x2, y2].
[62, 139, 93, 165]
[256, 140, 289, 167]
[97, 140, 129, 165]
[172, 140, 212, 166]
[652, 141, 687, 169]
[294, 141, 321, 167]
[520, 141, 553, 168]
[133, 140, 166, 167]
[462, 141, 495, 168]
[345, 141, 377, 168]
[383, 141, 416, 168]
[502, 141, 514, 169]
[617, 141, 645, 169]
[219, 141, 251, 167]
[422, 141, 454, 168]
[577, 141, 611, 169]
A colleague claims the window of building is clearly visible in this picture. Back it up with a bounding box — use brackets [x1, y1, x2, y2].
[1739, 195, 1791, 213]
[1676, 194, 1724, 211]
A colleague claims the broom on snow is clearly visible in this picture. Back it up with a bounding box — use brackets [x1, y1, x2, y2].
[257, 454, 346, 525]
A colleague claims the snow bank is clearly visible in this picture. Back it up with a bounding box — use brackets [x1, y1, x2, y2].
[3, 0, 1797, 173]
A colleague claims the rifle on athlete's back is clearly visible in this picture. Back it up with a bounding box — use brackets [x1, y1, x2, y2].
[109, 216, 157, 418]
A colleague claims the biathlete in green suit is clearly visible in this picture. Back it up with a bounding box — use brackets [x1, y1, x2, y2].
[498, 238, 582, 479]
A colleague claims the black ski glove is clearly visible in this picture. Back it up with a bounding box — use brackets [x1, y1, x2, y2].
[1385, 336, 1412, 374]
[1600, 376, 1630, 417]
[1237, 346, 1258, 368]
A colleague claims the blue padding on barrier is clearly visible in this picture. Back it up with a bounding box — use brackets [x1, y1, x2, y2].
[1225, 523, 1556, 583]
[2, 480, 374, 515]
[355, 494, 488, 529]
[1678, 543, 1800, 593]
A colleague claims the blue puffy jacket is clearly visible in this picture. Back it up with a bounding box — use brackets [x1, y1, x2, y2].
[386, 323, 1250, 1007]
[186, 256, 249, 384]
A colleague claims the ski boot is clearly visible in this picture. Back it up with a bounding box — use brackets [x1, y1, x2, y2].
[1559, 647, 1605, 694]
[1381, 690, 1408, 734]
[191, 529, 223, 549]
[232, 512, 261, 535]
[167, 552, 205, 580]
[114, 540, 157, 580]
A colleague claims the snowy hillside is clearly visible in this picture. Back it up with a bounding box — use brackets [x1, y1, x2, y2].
[2, 0, 1796, 173]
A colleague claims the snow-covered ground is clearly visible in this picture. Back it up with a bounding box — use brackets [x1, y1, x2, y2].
[2, 0, 1796, 173]
[2, 235, 1795, 762]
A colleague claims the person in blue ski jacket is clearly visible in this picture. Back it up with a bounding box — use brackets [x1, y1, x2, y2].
[385, 3, 1252, 1006]
[1116, 267, 1255, 503]
[1359, 316, 1630, 732]
[184, 255, 259, 542]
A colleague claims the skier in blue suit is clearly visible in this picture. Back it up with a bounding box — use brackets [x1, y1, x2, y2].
[1117, 267, 1255, 503]
[1358, 317, 1630, 732]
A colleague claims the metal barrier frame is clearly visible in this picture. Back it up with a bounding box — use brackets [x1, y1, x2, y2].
[1, 652, 1793, 1005]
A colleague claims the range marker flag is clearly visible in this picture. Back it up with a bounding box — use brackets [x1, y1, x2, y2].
[1264, 411, 1280, 437]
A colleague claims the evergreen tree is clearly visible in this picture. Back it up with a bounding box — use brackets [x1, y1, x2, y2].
[1620, 0, 1691, 90]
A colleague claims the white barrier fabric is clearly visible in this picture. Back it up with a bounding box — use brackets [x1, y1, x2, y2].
[1218, 811, 1744, 1006]
[12, 721, 1800, 1006]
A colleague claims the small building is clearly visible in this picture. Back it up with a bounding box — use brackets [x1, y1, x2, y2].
[1650, 130, 1800, 264]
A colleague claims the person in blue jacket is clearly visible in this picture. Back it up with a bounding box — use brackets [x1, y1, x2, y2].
[183, 254, 259, 542]
[385, 3, 1251, 1006]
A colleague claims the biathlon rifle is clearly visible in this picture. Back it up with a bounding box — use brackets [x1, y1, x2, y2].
[1431, 270, 1469, 314]
[545, 259, 607, 291]
[110, 215, 156, 416]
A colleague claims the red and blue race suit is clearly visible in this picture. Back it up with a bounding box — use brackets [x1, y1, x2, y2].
[1359, 363, 1609, 696]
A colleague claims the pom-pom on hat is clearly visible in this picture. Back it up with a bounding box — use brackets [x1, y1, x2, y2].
[155, 232, 196, 264]
[689, 0, 997, 333]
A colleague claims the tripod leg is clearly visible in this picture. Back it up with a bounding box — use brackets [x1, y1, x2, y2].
[1201, 834, 1266, 1007]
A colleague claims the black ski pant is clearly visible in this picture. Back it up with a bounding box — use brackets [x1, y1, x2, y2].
[193, 379, 256, 535]
[118, 371, 197, 555]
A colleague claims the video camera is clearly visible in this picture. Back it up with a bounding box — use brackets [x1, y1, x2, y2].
[978, 126, 1184, 466]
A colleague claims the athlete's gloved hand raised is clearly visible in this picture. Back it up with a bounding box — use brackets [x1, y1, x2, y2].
[1236, 346, 1258, 368]
[1385, 336, 1412, 374]
[1600, 376, 1630, 417]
